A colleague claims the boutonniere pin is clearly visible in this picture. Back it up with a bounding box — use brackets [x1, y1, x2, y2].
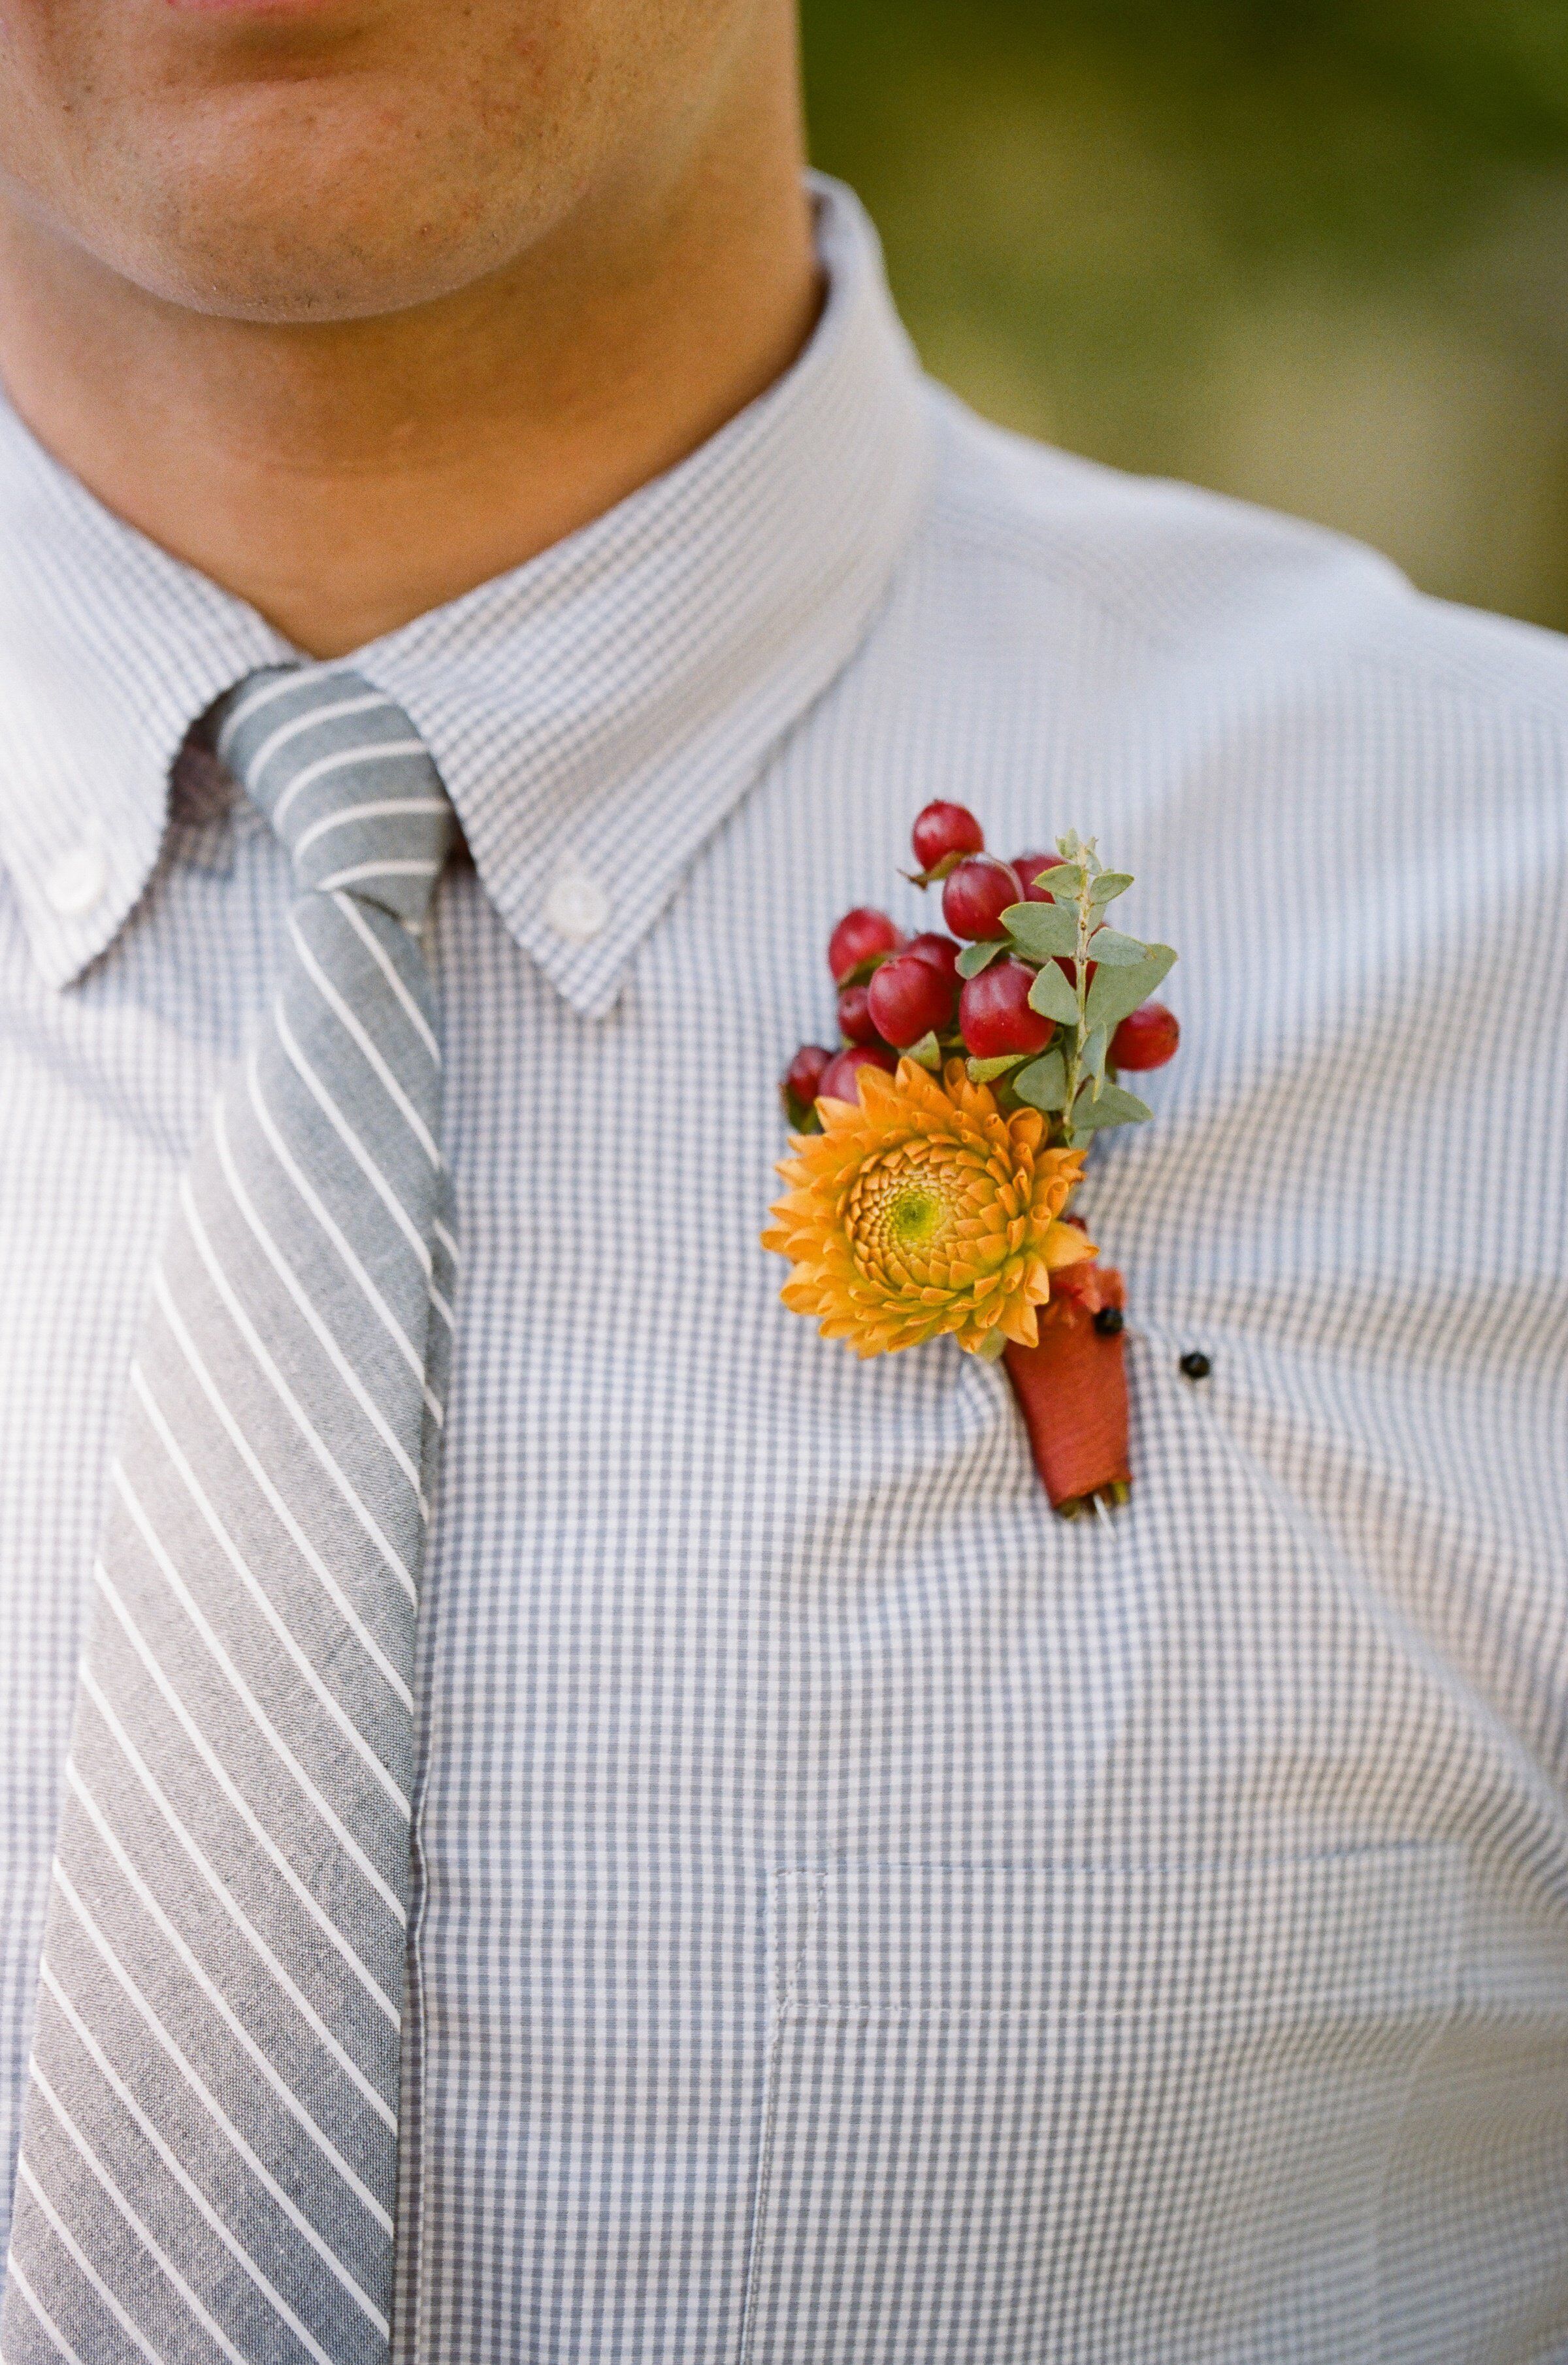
[763, 803, 1180, 1518]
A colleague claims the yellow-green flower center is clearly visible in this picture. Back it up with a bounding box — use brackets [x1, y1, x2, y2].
[884, 1183, 946, 1249]
[845, 1147, 968, 1286]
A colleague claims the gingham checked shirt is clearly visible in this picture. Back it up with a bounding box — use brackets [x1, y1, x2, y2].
[2, 178, 1567, 2364]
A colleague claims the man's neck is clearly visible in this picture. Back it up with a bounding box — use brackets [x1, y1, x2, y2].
[0, 71, 818, 657]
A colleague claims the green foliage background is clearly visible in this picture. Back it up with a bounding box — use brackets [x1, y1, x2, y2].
[800, 0, 1568, 629]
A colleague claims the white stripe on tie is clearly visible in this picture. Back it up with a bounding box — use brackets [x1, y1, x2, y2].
[333, 891, 443, 1062]
[244, 1054, 444, 1420]
[14, 2160, 164, 2365]
[3, 2256, 95, 2365]
[212, 1097, 429, 1505]
[3, 665, 451, 2365]
[314, 857, 444, 892]
[61, 1763, 398, 2230]
[37, 1970, 340, 2365]
[273, 1001, 434, 1278]
[50, 1867, 390, 2332]
[294, 796, 450, 858]
[151, 1272, 417, 1712]
[70, 1676, 398, 2124]
[213, 666, 359, 755]
[178, 1180, 423, 1602]
[29, 2068, 253, 2365]
[127, 1361, 414, 1807]
[221, 689, 388, 781]
[109, 1465, 410, 1919]
[83, 1575, 406, 1989]
[272, 739, 430, 829]
[287, 912, 443, 1166]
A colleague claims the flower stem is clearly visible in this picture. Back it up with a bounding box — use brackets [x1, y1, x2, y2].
[1060, 850, 1097, 1143]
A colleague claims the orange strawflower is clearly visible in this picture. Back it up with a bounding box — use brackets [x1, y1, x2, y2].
[763, 1057, 1096, 1357]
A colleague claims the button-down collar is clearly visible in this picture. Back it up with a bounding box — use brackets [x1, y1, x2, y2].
[0, 179, 931, 1011]
[0, 442, 289, 991]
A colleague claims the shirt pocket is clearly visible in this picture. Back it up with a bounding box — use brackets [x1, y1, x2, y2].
[739, 1849, 1464, 2365]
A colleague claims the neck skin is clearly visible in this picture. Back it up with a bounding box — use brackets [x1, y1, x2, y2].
[0, 36, 818, 657]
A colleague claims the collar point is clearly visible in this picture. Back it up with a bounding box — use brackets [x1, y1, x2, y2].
[5, 825, 165, 990]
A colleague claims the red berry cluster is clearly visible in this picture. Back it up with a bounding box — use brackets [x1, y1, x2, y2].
[781, 802, 1180, 1124]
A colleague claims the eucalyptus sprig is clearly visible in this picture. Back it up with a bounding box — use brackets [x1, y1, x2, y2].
[998, 833, 1176, 1148]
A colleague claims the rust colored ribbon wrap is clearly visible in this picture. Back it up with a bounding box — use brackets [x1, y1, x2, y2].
[1003, 1262, 1130, 1511]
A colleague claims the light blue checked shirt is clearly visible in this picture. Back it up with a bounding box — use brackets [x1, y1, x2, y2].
[2, 179, 1567, 2363]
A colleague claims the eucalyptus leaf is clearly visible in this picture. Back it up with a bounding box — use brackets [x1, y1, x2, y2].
[1086, 926, 1147, 967]
[956, 937, 1007, 979]
[1011, 1047, 1068, 1112]
[1057, 829, 1082, 859]
[1071, 1080, 1153, 1133]
[1090, 870, 1134, 905]
[1044, 863, 1085, 902]
[906, 1031, 943, 1070]
[1081, 1025, 1108, 1085]
[966, 1053, 1023, 1083]
[1002, 901, 1077, 960]
[1026, 961, 1081, 1025]
[1083, 943, 1177, 1032]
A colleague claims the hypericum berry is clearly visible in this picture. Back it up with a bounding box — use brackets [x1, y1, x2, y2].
[817, 1044, 897, 1104]
[867, 950, 957, 1048]
[837, 983, 884, 1047]
[941, 855, 1023, 941]
[959, 958, 1056, 1058]
[911, 801, 985, 873]
[1111, 1001, 1180, 1070]
[904, 931, 962, 987]
[781, 1044, 832, 1112]
[1010, 852, 1062, 903]
[828, 906, 902, 985]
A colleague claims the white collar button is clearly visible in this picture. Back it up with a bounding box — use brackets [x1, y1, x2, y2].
[44, 840, 109, 919]
[543, 865, 610, 946]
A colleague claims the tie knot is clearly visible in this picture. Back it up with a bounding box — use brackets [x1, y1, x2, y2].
[214, 665, 455, 923]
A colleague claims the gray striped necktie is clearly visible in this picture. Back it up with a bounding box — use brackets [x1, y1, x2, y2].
[3, 667, 457, 2365]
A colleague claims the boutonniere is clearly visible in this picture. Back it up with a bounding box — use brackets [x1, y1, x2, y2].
[763, 803, 1180, 1519]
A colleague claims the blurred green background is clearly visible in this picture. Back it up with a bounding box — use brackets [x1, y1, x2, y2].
[800, 0, 1568, 631]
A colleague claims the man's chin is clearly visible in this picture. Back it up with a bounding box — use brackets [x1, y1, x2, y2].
[49, 107, 550, 327]
[0, 18, 568, 327]
[125, 200, 520, 328]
